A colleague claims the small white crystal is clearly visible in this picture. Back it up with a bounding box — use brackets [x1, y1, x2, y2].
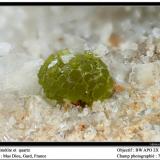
[0, 42, 11, 56]
[100, 23, 113, 44]
[82, 108, 89, 116]
[61, 54, 74, 64]
[94, 44, 109, 57]
[151, 134, 160, 142]
[144, 108, 152, 115]
[84, 126, 97, 140]
[121, 20, 132, 31]
[0, 58, 43, 95]
[48, 60, 57, 68]
[129, 62, 160, 88]
[109, 59, 131, 84]
[152, 28, 160, 38]
[8, 116, 16, 127]
[121, 41, 138, 51]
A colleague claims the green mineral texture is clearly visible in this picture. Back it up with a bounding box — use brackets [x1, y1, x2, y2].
[38, 49, 114, 107]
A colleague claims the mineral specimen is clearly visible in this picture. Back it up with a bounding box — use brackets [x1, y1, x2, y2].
[38, 49, 114, 107]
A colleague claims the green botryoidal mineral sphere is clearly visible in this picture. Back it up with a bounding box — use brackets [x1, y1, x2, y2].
[38, 49, 114, 107]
